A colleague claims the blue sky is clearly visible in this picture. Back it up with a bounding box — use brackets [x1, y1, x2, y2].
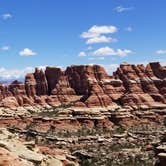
[0, 0, 166, 79]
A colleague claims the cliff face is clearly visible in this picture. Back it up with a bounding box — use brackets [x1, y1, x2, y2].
[113, 62, 166, 108]
[0, 62, 165, 109]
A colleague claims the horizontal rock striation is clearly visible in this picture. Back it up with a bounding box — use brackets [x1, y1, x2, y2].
[0, 62, 165, 109]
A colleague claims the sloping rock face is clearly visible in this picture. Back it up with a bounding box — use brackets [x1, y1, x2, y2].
[0, 62, 165, 109]
[0, 128, 78, 166]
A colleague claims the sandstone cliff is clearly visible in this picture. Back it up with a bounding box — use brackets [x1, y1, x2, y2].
[0, 62, 165, 109]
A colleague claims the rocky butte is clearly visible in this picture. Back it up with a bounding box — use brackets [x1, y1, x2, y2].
[0, 61, 165, 109]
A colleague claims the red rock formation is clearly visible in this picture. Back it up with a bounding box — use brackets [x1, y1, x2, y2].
[0, 96, 19, 108]
[0, 84, 12, 100]
[9, 80, 26, 96]
[45, 67, 79, 106]
[114, 62, 166, 108]
[0, 62, 165, 109]
[25, 73, 36, 97]
[34, 68, 48, 96]
[45, 67, 63, 95]
[66, 65, 115, 107]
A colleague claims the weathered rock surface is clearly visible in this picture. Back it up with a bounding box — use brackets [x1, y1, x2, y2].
[0, 128, 78, 166]
[113, 62, 166, 108]
[0, 147, 32, 166]
[0, 62, 165, 109]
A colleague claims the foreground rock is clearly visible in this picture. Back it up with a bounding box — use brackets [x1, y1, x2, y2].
[0, 147, 32, 166]
[0, 128, 78, 166]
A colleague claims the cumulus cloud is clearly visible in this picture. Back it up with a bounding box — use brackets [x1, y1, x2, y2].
[81, 25, 118, 39]
[79, 25, 132, 60]
[0, 65, 49, 81]
[0, 67, 34, 80]
[93, 47, 116, 56]
[19, 48, 37, 56]
[93, 47, 132, 57]
[116, 49, 132, 57]
[78, 51, 87, 57]
[81, 31, 99, 39]
[156, 50, 166, 54]
[81, 25, 118, 45]
[86, 35, 117, 44]
[88, 25, 118, 34]
[2, 13, 12, 20]
[114, 6, 134, 13]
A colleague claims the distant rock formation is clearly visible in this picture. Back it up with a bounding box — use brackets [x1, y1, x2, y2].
[0, 62, 165, 109]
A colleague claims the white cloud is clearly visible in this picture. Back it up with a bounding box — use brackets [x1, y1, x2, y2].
[114, 6, 134, 13]
[0, 65, 49, 81]
[81, 25, 118, 39]
[86, 35, 117, 44]
[93, 47, 116, 56]
[2, 13, 12, 20]
[125, 26, 133, 32]
[0, 67, 34, 80]
[88, 25, 118, 34]
[1, 46, 10, 51]
[116, 49, 132, 57]
[81, 32, 99, 38]
[93, 47, 132, 57]
[78, 51, 87, 57]
[156, 50, 166, 55]
[19, 48, 37, 56]
[102, 64, 119, 74]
